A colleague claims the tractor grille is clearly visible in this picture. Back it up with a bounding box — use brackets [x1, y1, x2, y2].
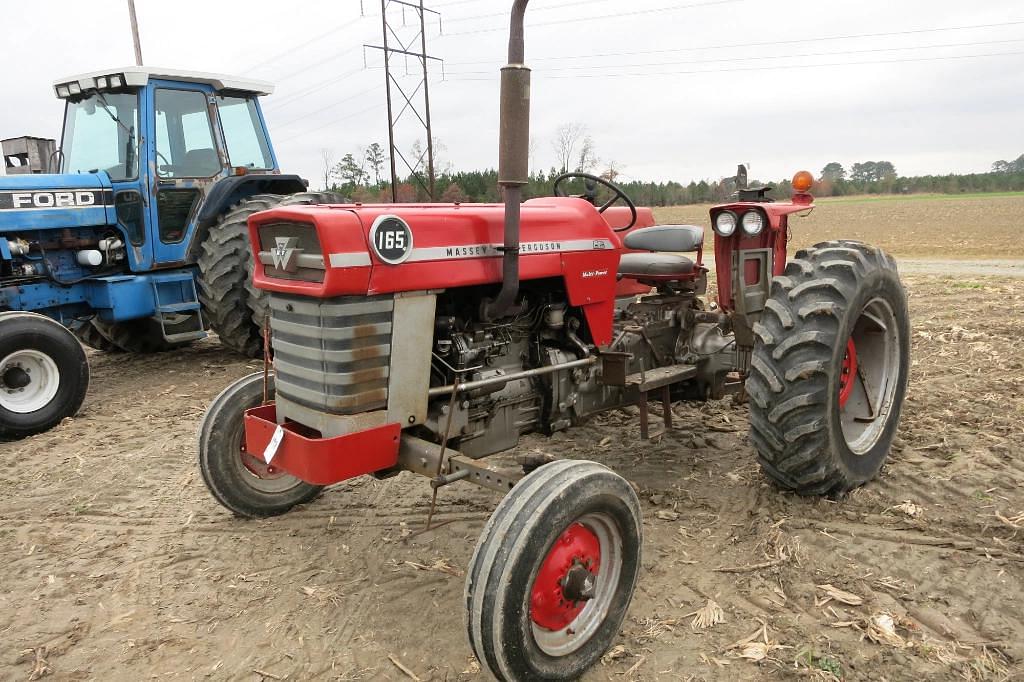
[257, 222, 326, 283]
[270, 293, 394, 415]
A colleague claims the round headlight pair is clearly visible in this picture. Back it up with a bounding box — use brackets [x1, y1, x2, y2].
[713, 210, 765, 237]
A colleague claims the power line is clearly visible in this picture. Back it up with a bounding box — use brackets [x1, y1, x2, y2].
[444, 0, 745, 36]
[444, 19, 1024, 65]
[274, 102, 386, 144]
[430, 0, 485, 7]
[265, 66, 369, 112]
[444, 0, 618, 24]
[271, 84, 382, 129]
[443, 50, 1024, 81]
[443, 37, 1024, 75]
[240, 14, 366, 74]
[271, 45, 363, 86]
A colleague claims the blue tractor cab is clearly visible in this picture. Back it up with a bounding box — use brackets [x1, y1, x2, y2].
[0, 67, 342, 437]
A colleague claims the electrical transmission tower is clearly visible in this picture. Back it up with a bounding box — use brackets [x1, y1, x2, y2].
[363, 0, 443, 201]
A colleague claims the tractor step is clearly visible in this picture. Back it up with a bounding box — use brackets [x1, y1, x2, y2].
[624, 364, 697, 392]
[625, 363, 698, 440]
[150, 274, 206, 343]
[156, 301, 202, 314]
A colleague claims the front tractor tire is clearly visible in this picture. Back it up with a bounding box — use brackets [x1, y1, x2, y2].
[466, 460, 642, 681]
[92, 316, 193, 354]
[198, 372, 322, 518]
[0, 312, 89, 438]
[197, 192, 345, 357]
[747, 240, 910, 496]
[72, 320, 123, 353]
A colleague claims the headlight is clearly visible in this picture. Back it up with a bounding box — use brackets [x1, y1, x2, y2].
[56, 85, 70, 98]
[714, 211, 737, 237]
[68, 82, 82, 95]
[741, 211, 765, 236]
[110, 74, 125, 88]
[95, 76, 109, 89]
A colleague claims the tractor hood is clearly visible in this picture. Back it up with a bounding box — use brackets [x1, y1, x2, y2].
[0, 172, 114, 230]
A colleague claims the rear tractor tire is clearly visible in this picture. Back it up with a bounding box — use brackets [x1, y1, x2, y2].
[197, 192, 346, 358]
[747, 240, 910, 496]
[466, 459, 642, 681]
[0, 312, 89, 438]
[198, 372, 323, 518]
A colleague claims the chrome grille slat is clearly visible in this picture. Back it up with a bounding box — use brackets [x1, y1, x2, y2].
[271, 293, 394, 415]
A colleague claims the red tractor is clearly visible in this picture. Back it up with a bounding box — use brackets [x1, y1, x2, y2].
[198, 2, 910, 678]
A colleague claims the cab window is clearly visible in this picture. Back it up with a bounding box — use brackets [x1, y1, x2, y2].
[217, 96, 273, 170]
[154, 89, 221, 178]
[62, 93, 139, 181]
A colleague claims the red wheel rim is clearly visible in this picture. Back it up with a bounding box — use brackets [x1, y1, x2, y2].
[530, 522, 602, 631]
[838, 337, 858, 408]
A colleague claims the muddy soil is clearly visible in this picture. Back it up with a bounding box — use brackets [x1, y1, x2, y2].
[1, 273, 1022, 681]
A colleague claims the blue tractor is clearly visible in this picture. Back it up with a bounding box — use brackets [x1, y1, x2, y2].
[0, 67, 342, 437]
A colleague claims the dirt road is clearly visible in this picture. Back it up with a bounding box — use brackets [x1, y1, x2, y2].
[2, 271, 1022, 681]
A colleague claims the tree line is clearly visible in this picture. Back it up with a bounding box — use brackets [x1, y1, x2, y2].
[320, 132, 1024, 205]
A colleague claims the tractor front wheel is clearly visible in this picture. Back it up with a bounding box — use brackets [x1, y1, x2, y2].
[0, 312, 89, 438]
[198, 372, 322, 518]
[465, 459, 642, 681]
[747, 240, 910, 495]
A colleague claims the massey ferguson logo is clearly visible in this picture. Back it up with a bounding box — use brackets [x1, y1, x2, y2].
[0, 189, 112, 211]
[271, 237, 302, 272]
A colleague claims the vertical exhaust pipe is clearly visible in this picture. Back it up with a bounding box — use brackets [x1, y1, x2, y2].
[482, 0, 530, 321]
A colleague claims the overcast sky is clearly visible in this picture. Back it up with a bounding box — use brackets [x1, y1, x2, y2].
[3, 0, 1023, 188]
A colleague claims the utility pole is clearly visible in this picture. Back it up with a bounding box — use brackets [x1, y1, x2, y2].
[364, 0, 442, 201]
[126, 0, 144, 66]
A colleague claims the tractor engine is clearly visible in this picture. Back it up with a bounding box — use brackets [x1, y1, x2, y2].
[414, 281, 730, 460]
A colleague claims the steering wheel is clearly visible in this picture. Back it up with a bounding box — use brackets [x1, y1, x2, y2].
[553, 172, 637, 232]
[155, 150, 174, 176]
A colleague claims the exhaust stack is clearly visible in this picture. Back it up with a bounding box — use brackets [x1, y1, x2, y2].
[482, 0, 531, 321]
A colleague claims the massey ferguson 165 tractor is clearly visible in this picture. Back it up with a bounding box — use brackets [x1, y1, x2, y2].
[0, 67, 341, 437]
[198, 2, 910, 678]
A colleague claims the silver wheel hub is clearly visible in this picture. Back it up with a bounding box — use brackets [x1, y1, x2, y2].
[841, 297, 901, 454]
[0, 350, 60, 414]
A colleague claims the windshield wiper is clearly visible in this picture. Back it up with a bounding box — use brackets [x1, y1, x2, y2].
[95, 92, 136, 178]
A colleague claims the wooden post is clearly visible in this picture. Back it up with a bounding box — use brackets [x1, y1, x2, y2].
[127, 0, 143, 66]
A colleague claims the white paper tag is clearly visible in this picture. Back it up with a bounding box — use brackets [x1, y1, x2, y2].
[263, 424, 286, 464]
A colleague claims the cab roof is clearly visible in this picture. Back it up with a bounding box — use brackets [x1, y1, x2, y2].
[53, 67, 274, 99]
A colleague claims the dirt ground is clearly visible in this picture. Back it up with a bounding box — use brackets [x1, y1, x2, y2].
[3, 250, 1024, 678]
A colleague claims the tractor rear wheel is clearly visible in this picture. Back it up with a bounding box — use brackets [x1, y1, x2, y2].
[198, 372, 323, 518]
[72, 320, 123, 353]
[0, 312, 89, 438]
[197, 192, 345, 358]
[747, 240, 910, 496]
[92, 316, 193, 354]
[465, 459, 642, 681]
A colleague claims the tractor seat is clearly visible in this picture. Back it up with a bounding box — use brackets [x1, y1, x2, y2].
[180, 148, 220, 177]
[623, 224, 704, 253]
[618, 224, 703, 280]
[618, 253, 695, 278]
